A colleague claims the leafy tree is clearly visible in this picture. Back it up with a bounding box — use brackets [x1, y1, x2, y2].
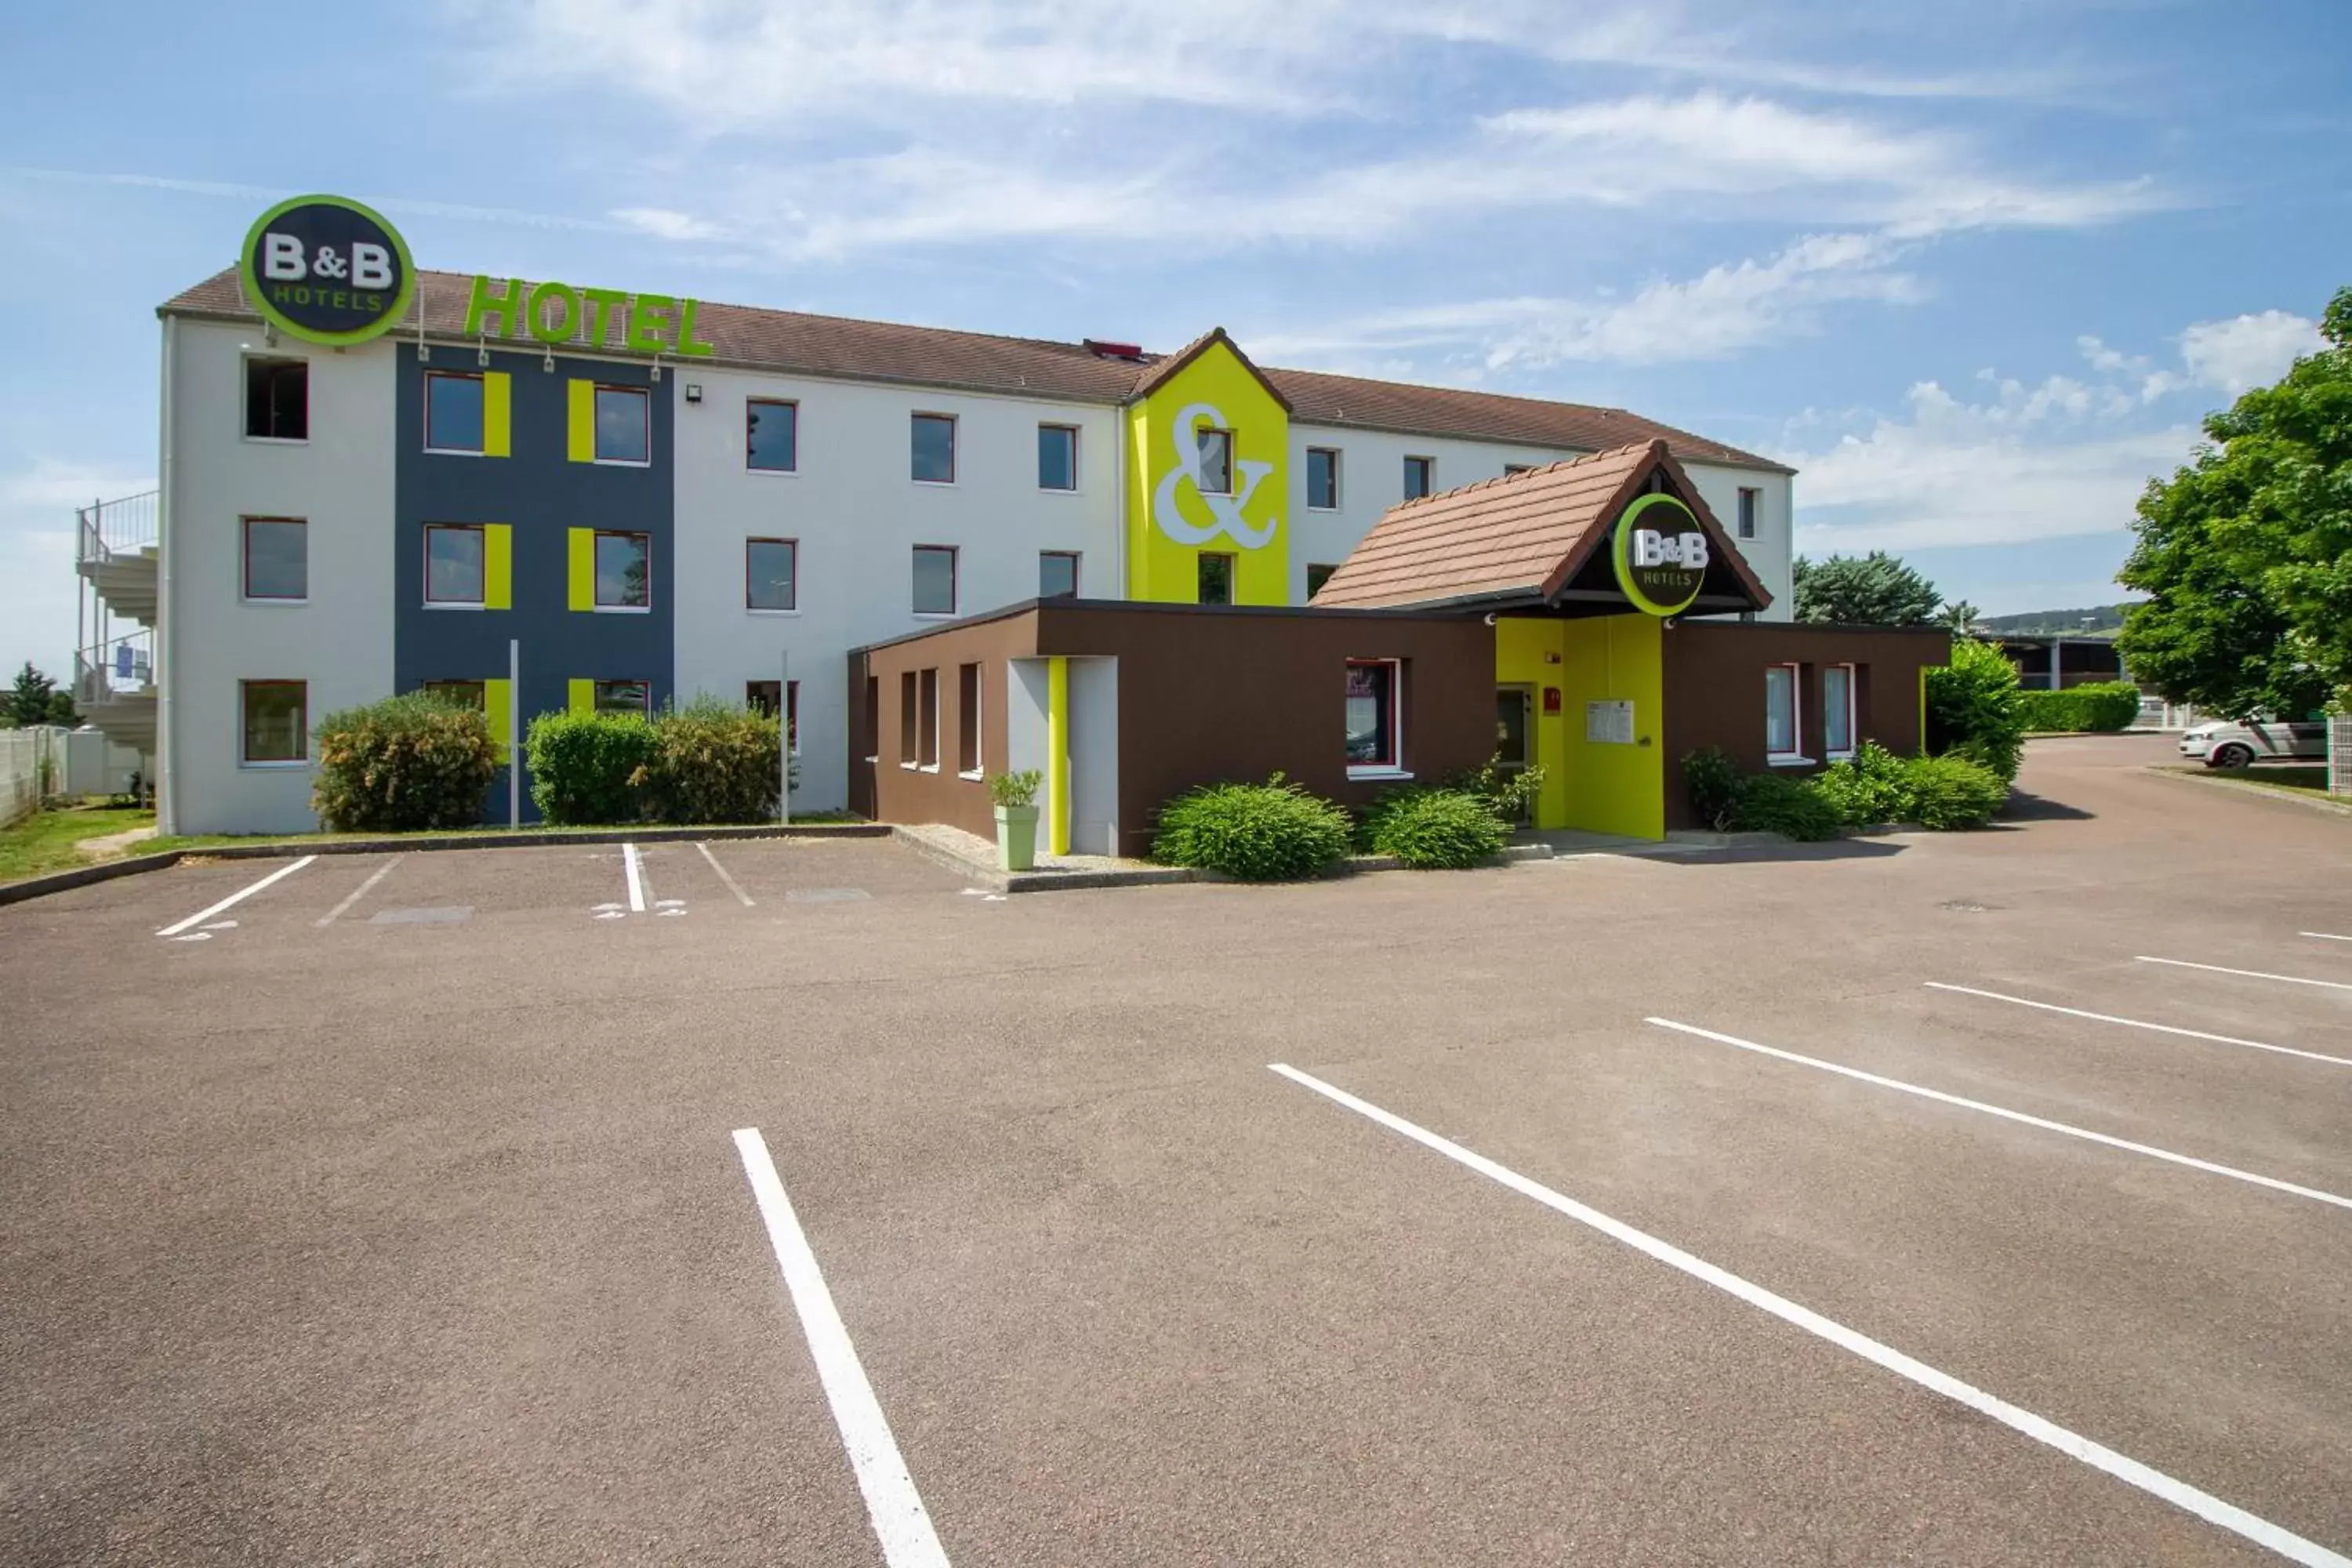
[46, 689, 79, 726]
[1793, 552, 1942, 626]
[1938, 600, 1982, 634]
[2118, 284, 2352, 717]
[5, 662, 59, 728]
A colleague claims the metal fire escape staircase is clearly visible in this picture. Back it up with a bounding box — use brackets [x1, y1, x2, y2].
[74, 492, 160, 758]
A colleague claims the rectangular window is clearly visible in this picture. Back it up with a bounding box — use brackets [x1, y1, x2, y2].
[899, 671, 918, 765]
[957, 662, 982, 776]
[1197, 552, 1235, 606]
[912, 412, 956, 483]
[747, 679, 800, 753]
[1040, 550, 1080, 599]
[241, 680, 307, 764]
[913, 545, 957, 616]
[1196, 427, 1234, 495]
[1306, 447, 1341, 510]
[422, 680, 486, 710]
[424, 524, 486, 605]
[746, 537, 798, 612]
[1305, 563, 1339, 600]
[1765, 663, 1801, 760]
[1038, 424, 1078, 491]
[425, 372, 485, 453]
[1824, 664, 1856, 759]
[594, 386, 651, 464]
[593, 681, 651, 716]
[1403, 455, 1434, 499]
[244, 357, 307, 441]
[1345, 659, 1400, 771]
[917, 668, 940, 770]
[1737, 487, 1760, 540]
[241, 517, 307, 601]
[746, 398, 798, 472]
[594, 532, 652, 609]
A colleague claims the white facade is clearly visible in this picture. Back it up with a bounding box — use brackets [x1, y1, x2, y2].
[1287, 423, 1793, 618]
[160, 321, 397, 834]
[670, 368, 1123, 813]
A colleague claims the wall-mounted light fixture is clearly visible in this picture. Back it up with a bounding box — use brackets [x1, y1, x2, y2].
[476, 339, 491, 368]
[542, 348, 555, 373]
[416, 340, 430, 364]
[684, 383, 702, 404]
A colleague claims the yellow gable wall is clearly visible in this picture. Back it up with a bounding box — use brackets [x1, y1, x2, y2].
[1494, 614, 1665, 840]
[1123, 340, 1290, 604]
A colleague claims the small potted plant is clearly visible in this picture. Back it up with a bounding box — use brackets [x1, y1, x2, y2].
[987, 768, 1044, 870]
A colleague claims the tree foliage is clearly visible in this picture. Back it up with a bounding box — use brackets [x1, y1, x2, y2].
[2118, 284, 2352, 717]
[1793, 552, 1942, 626]
[5, 662, 70, 728]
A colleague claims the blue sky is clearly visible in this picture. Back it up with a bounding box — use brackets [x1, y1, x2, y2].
[4, 0, 2347, 678]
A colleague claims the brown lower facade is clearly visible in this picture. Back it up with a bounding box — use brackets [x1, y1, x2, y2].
[851, 600, 1949, 851]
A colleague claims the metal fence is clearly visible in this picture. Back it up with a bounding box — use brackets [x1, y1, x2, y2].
[0, 727, 64, 829]
[2332, 716, 2352, 797]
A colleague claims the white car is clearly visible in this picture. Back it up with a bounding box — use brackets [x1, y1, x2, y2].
[2178, 718, 2327, 768]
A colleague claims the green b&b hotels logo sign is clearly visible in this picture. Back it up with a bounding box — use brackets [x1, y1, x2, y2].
[239, 195, 415, 347]
[1610, 492, 1711, 617]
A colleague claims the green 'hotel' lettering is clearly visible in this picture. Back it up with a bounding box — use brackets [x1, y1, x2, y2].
[458, 272, 715, 358]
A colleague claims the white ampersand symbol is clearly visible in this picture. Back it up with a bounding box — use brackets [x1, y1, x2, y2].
[1153, 402, 1277, 549]
[310, 246, 349, 280]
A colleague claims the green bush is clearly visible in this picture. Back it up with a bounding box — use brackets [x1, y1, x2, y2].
[1926, 637, 2027, 783]
[526, 709, 659, 825]
[1680, 748, 1744, 831]
[312, 692, 501, 833]
[1440, 755, 1548, 825]
[641, 698, 782, 825]
[2016, 681, 2142, 734]
[1899, 753, 2009, 830]
[1813, 741, 1912, 827]
[1362, 787, 1510, 869]
[1151, 774, 1353, 880]
[1728, 771, 1843, 840]
[988, 769, 1042, 808]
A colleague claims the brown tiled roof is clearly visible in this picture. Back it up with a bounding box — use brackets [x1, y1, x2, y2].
[1308, 438, 1772, 612]
[162, 269, 1787, 473]
[1126, 325, 1293, 411]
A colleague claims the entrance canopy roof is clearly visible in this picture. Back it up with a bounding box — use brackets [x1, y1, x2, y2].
[1308, 438, 1773, 618]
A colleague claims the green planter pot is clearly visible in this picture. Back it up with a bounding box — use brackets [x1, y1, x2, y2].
[994, 803, 1040, 870]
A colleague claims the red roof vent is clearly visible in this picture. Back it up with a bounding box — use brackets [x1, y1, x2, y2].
[1083, 338, 1145, 361]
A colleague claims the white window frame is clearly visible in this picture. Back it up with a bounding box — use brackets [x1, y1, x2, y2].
[956, 661, 985, 779]
[423, 370, 488, 456]
[1305, 446, 1342, 511]
[746, 397, 799, 475]
[1765, 662, 1809, 765]
[1737, 487, 1760, 541]
[1196, 427, 1235, 496]
[592, 384, 653, 467]
[1824, 662, 1857, 761]
[241, 516, 307, 604]
[1038, 423, 1080, 493]
[746, 536, 799, 615]
[911, 412, 957, 486]
[912, 544, 958, 619]
[423, 523, 487, 610]
[593, 530, 653, 614]
[238, 679, 308, 768]
[241, 354, 310, 445]
[1345, 657, 1410, 780]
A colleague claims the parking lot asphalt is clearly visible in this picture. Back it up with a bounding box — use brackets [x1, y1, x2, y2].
[4, 735, 2350, 1566]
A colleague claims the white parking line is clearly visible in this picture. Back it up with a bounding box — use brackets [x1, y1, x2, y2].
[154, 856, 318, 938]
[316, 855, 401, 927]
[732, 1128, 950, 1568]
[622, 841, 648, 913]
[1924, 982, 2352, 1070]
[697, 841, 756, 906]
[1268, 1064, 2351, 1568]
[2138, 956, 2352, 993]
[1646, 1018, 2352, 1214]
[2300, 932, 2352, 944]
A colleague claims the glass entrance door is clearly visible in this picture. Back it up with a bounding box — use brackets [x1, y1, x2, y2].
[1494, 685, 1534, 822]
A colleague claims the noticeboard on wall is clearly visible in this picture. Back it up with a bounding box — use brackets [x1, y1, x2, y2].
[1585, 699, 1635, 746]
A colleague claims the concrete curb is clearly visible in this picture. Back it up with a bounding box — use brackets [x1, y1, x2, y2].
[2143, 765, 2352, 820]
[892, 828, 1560, 894]
[0, 822, 889, 909]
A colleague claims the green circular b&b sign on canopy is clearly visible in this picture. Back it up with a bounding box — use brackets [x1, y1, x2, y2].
[1611, 492, 1711, 616]
[239, 195, 415, 347]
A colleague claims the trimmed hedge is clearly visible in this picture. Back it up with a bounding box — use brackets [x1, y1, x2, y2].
[1362, 787, 1511, 869]
[525, 710, 659, 825]
[2016, 681, 2141, 734]
[1729, 771, 1843, 841]
[1900, 753, 2009, 829]
[312, 692, 502, 833]
[1152, 775, 1353, 880]
[641, 698, 783, 824]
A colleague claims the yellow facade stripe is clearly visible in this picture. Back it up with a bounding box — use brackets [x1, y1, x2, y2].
[567, 678, 594, 715]
[1047, 655, 1070, 857]
[566, 528, 594, 611]
[484, 678, 513, 758]
[566, 379, 595, 463]
[484, 524, 513, 610]
[482, 372, 512, 458]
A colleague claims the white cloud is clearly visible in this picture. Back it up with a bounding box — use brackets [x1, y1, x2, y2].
[2177, 309, 2321, 394]
[612, 206, 728, 242]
